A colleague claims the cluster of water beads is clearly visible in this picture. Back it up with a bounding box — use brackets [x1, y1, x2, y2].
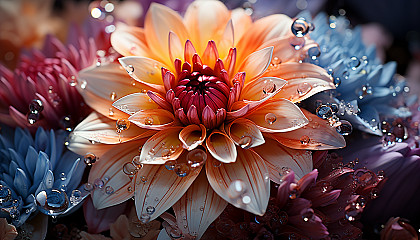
[0, 185, 22, 220]
[315, 103, 353, 135]
[27, 99, 44, 124]
[380, 119, 409, 148]
[163, 148, 207, 177]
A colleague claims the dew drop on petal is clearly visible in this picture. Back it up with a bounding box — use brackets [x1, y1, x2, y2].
[84, 153, 97, 166]
[93, 179, 105, 189]
[237, 136, 252, 149]
[307, 46, 321, 60]
[116, 118, 130, 132]
[36, 189, 69, 215]
[289, 37, 305, 50]
[334, 77, 341, 87]
[348, 56, 360, 70]
[174, 164, 190, 177]
[227, 180, 247, 199]
[291, 17, 310, 37]
[300, 135, 310, 145]
[297, 82, 312, 96]
[336, 120, 353, 135]
[302, 208, 314, 222]
[382, 133, 396, 148]
[27, 112, 40, 125]
[83, 183, 94, 192]
[143, 116, 154, 125]
[29, 99, 44, 113]
[110, 91, 117, 101]
[262, 79, 277, 95]
[241, 195, 251, 205]
[186, 149, 207, 168]
[165, 160, 177, 171]
[146, 206, 155, 215]
[126, 65, 134, 74]
[80, 80, 87, 89]
[265, 113, 277, 124]
[139, 213, 151, 224]
[69, 190, 82, 205]
[105, 186, 114, 195]
[132, 156, 143, 168]
[316, 105, 333, 119]
[123, 162, 138, 176]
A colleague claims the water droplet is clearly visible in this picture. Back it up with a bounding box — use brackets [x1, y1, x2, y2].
[186, 149, 207, 167]
[110, 91, 117, 101]
[80, 80, 87, 89]
[35, 189, 69, 215]
[139, 213, 151, 224]
[370, 188, 379, 199]
[29, 99, 44, 113]
[126, 65, 134, 74]
[123, 162, 138, 176]
[393, 124, 408, 140]
[144, 117, 154, 125]
[316, 105, 333, 119]
[353, 169, 376, 186]
[27, 112, 40, 125]
[262, 79, 277, 95]
[302, 208, 314, 222]
[300, 135, 310, 145]
[127, 186, 133, 192]
[83, 183, 93, 192]
[345, 206, 358, 221]
[93, 179, 104, 189]
[132, 156, 143, 168]
[9, 208, 20, 219]
[342, 71, 349, 79]
[297, 82, 312, 96]
[382, 133, 396, 148]
[227, 180, 247, 199]
[146, 206, 155, 215]
[0, 185, 12, 203]
[69, 189, 82, 205]
[348, 56, 360, 70]
[173, 163, 191, 177]
[241, 195, 251, 205]
[357, 85, 373, 99]
[265, 113, 277, 124]
[105, 186, 114, 195]
[140, 176, 147, 183]
[236, 135, 252, 149]
[307, 46, 321, 60]
[279, 166, 291, 177]
[165, 160, 177, 170]
[289, 37, 305, 50]
[84, 153, 97, 166]
[271, 56, 281, 65]
[336, 120, 352, 135]
[334, 77, 341, 87]
[116, 118, 130, 135]
[169, 227, 183, 239]
[291, 17, 310, 37]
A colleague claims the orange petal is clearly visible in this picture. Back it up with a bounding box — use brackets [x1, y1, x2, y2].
[225, 118, 265, 149]
[168, 31, 184, 63]
[144, 3, 189, 66]
[134, 162, 202, 221]
[264, 62, 335, 103]
[129, 109, 175, 130]
[88, 140, 147, 209]
[245, 99, 308, 133]
[110, 24, 151, 58]
[118, 57, 167, 92]
[253, 137, 312, 183]
[217, 20, 234, 60]
[72, 112, 155, 144]
[237, 47, 273, 84]
[206, 130, 237, 163]
[230, 8, 252, 45]
[77, 62, 155, 119]
[202, 40, 219, 69]
[183, 0, 230, 54]
[206, 148, 270, 216]
[271, 108, 346, 150]
[236, 14, 293, 62]
[240, 77, 287, 101]
[173, 171, 228, 239]
[179, 124, 206, 151]
[67, 133, 114, 157]
[112, 93, 159, 115]
[139, 127, 184, 164]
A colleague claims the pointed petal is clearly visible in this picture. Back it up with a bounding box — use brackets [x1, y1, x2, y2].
[145, 3, 189, 66]
[184, 40, 197, 65]
[183, 0, 230, 54]
[237, 47, 273, 84]
[226, 118, 265, 149]
[230, 8, 252, 45]
[77, 62, 155, 119]
[72, 111, 154, 144]
[111, 24, 151, 57]
[206, 130, 237, 163]
[224, 48, 237, 79]
[112, 93, 159, 115]
[202, 105, 216, 129]
[88, 140, 148, 209]
[253, 137, 313, 183]
[168, 31, 184, 63]
[146, 91, 172, 111]
[129, 109, 175, 130]
[240, 77, 287, 101]
[67, 133, 114, 157]
[134, 160, 202, 221]
[272, 109, 346, 150]
[245, 99, 308, 133]
[206, 148, 270, 216]
[139, 127, 184, 164]
[179, 124, 206, 151]
[202, 40, 219, 69]
[173, 171, 228, 239]
[264, 62, 334, 102]
[217, 20, 234, 60]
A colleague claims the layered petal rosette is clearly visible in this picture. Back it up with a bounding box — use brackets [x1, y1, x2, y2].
[69, 1, 346, 238]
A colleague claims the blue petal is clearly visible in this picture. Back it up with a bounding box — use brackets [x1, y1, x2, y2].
[34, 128, 48, 152]
[8, 160, 19, 178]
[48, 130, 57, 169]
[8, 149, 27, 173]
[32, 152, 50, 190]
[14, 168, 30, 198]
[2, 174, 14, 191]
[24, 146, 39, 181]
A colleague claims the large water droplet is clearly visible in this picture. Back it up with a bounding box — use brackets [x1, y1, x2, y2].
[297, 82, 312, 96]
[300, 135, 310, 145]
[186, 149, 207, 168]
[302, 208, 314, 222]
[146, 206, 155, 215]
[165, 160, 177, 170]
[336, 120, 352, 135]
[80, 80, 87, 89]
[126, 65, 134, 74]
[307, 46, 321, 60]
[291, 17, 310, 37]
[29, 99, 44, 113]
[0, 185, 12, 204]
[84, 183, 93, 192]
[262, 79, 277, 95]
[227, 180, 247, 199]
[353, 169, 377, 186]
[241, 195, 252, 205]
[69, 190, 82, 205]
[265, 113, 277, 124]
[348, 56, 360, 70]
[132, 155, 143, 168]
[316, 105, 333, 119]
[84, 153, 97, 166]
[334, 77, 341, 87]
[36, 189, 69, 215]
[237, 136, 252, 149]
[123, 162, 138, 176]
[93, 179, 104, 189]
[174, 164, 190, 177]
[105, 186, 114, 195]
[116, 119, 130, 133]
[382, 133, 396, 148]
[27, 112, 40, 125]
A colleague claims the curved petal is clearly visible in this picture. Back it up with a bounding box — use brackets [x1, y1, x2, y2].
[217, 20, 234, 60]
[206, 130, 237, 163]
[134, 161, 202, 221]
[225, 118, 265, 149]
[111, 24, 151, 58]
[173, 171, 228, 239]
[253, 137, 312, 183]
[118, 57, 167, 92]
[77, 62, 156, 119]
[67, 134, 115, 157]
[237, 47, 273, 84]
[264, 62, 335, 102]
[168, 31, 184, 63]
[139, 127, 184, 164]
[144, 3, 189, 66]
[129, 109, 176, 130]
[183, 0, 230, 54]
[179, 124, 206, 151]
[240, 77, 287, 101]
[206, 148, 270, 216]
[271, 109, 346, 150]
[88, 139, 148, 209]
[230, 8, 252, 45]
[72, 112, 154, 144]
[112, 93, 159, 115]
[245, 99, 308, 133]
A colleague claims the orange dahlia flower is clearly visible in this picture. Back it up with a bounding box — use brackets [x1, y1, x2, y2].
[69, 1, 345, 238]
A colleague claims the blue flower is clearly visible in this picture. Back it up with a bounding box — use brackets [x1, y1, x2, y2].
[0, 126, 85, 226]
[303, 12, 409, 135]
